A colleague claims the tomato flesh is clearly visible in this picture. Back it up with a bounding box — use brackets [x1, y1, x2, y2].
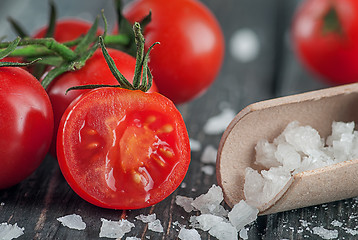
[57, 88, 190, 209]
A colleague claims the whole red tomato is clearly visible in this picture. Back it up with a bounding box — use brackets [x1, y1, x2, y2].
[33, 18, 103, 43]
[123, 0, 225, 104]
[292, 0, 358, 85]
[57, 87, 190, 209]
[0, 67, 53, 189]
[46, 48, 158, 156]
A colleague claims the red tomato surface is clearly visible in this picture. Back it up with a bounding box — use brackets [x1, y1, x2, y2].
[123, 0, 225, 104]
[292, 0, 358, 85]
[33, 18, 103, 43]
[46, 48, 158, 156]
[57, 87, 190, 209]
[0, 67, 53, 189]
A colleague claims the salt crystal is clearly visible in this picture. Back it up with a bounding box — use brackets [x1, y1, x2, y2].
[201, 165, 215, 175]
[176, 196, 195, 213]
[136, 214, 163, 233]
[239, 228, 248, 240]
[0, 202, 4, 206]
[312, 226, 338, 239]
[126, 237, 141, 240]
[191, 185, 228, 217]
[255, 139, 280, 168]
[331, 220, 343, 227]
[99, 218, 134, 239]
[135, 214, 156, 223]
[190, 138, 202, 152]
[148, 220, 163, 233]
[203, 108, 236, 135]
[57, 214, 86, 230]
[344, 227, 358, 236]
[228, 200, 259, 231]
[208, 221, 238, 240]
[178, 227, 201, 240]
[200, 145, 217, 164]
[230, 28, 260, 63]
[191, 214, 224, 231]
[0, 223, 24, 240]
[181, 182, 187, 188]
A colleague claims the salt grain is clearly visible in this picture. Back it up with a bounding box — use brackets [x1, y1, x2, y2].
[312, 226, 338, 239]
[331, 220, 343, 227]
[239, 228, 248, 240]
[57, 214, 86, 230]
[176, 196, 195, 213]
[190, 138, 202, 152]
[203, 108, 236, 135]
[99, 218, 134, 239]
[228, 200, 259, 231]
[0, 202, 4, 206]
[0, 223, 24, 240]
[201, 165, 215, 175]
[136, 214, 163, 233]
[126, 237, 140, 240]
[178, 227, 201, 240]
[200, 145, 217, 164]
[230, 28, 260, 63]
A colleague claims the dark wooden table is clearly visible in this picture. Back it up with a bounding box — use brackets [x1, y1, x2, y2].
[2, 0, 357, 239]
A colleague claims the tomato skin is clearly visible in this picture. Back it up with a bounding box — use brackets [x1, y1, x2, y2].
[57, 88, 190, 209]
[0, 67, 53, 189]
[292, 0, 358, 85]
[123, 0, 225, 104]
[46, 48, 158, 156]
[33, 18, 103, 43]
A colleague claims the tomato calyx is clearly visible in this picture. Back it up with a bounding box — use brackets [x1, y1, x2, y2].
[322, 5, 344, 36]
[67, 22, 159, 93]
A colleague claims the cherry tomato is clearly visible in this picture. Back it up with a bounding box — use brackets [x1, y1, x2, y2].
[57, 87, 190, 209]
[123, 0, 225, 104]
[291, 0, 358, 85]
[0, 67, 53, 189]
[33, 18, 103, 43]
[46, 48, 158, 156]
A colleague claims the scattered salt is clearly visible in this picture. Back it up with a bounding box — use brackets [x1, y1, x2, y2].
[136, 214, 163, 233]
[126, 237, 141, 240]
[228, 200, 259, 231]
[176, 196, 195, 213]
[190, 138, 202, 152]
[99, 218, 134, 239]
[191, 185, 228, 217]
[331, 220, 343, 227]
[181, 182, 187, 188]
[203, 108, 236, 135]
[178, 227, 201, 240]
[200, 145, 217, 164]
[312, 226, 338, 239]
[0, 202, 4, 206]
[0, 223, 24, 240]
[239, 228, 248, 240]
[201, 165, 215, 175]
[57, 214, 86, 230]
[230, 28, 260, 63]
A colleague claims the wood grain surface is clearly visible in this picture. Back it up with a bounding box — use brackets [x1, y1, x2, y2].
[1, 0, 357, 239]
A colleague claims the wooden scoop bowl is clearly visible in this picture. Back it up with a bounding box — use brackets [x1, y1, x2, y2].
[216, 83, 358, 215]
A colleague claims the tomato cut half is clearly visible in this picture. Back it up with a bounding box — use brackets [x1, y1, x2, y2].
[57, 88, 191, 209]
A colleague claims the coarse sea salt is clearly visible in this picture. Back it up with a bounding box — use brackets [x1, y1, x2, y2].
[57, 214, 86, 230]
[203, 108, 236, 135]
[0, 222, 24, 240]
[176, 185, 258, 240]
[190, 138, 202, 152]
[244, 121, 358, 209]
[99, 218, 134, 239]
[135, 214, 163, 233]
[201, 165, 215, 175]
[178, 227, 201, 240]
[312, 226, 338, 239]
[200, 145, 218, 164]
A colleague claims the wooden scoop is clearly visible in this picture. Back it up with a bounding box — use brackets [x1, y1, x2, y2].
[216, 83, 358, 215]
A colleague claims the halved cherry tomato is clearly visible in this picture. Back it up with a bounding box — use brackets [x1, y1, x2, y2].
[57, 87, 190, 209]
[0, 67, 53, 189]
[46, 48, 158, 156]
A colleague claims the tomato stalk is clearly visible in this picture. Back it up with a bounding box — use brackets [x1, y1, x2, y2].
[67, 22, 159, 93]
